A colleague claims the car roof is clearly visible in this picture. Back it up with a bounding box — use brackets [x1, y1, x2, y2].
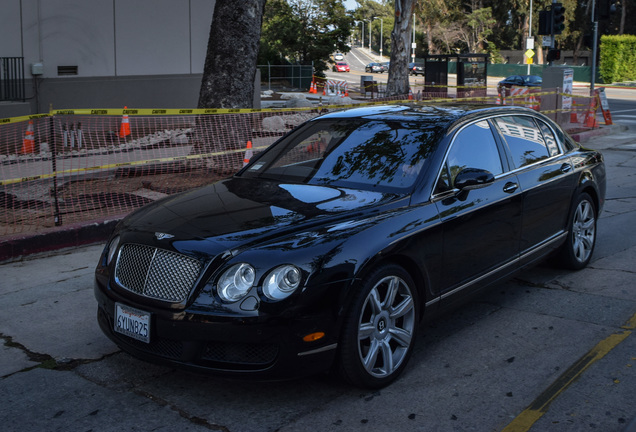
[313, 103, 548, 130]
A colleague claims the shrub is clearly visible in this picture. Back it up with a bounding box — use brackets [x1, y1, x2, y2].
[599, 35, 636, 84]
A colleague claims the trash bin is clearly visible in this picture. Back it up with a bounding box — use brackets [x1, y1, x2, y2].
[361, 76, 378, 97]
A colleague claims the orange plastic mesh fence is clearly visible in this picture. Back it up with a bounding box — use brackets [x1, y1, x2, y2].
[0, 91, 600, 238]
[0, 109, 321, 237]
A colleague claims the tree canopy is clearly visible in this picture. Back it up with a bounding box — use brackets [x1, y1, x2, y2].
[198, 0, 634, 108]
[259, 0, 354, 74]
[263, 0, 635, 68]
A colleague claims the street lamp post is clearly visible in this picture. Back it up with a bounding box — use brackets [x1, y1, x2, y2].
[369, 18, 373, 52]
[412, 14, 416, 61]
[591, 0, 599, 93]
[360, 21, 364, 47]
[380, 19, 383, 58]
[527, 0, 533, 75]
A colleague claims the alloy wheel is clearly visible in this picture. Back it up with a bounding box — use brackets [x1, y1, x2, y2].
[356, 275, 416, 378]
[572, 198, 596, 264]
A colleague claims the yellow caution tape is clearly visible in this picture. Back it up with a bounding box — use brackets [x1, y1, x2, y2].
[0, 113, 51, 125]
[0, 144, 270, 186]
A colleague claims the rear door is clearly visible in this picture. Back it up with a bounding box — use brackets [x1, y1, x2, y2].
[492, 115, 576, 260]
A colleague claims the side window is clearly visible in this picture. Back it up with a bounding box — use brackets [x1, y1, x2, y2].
[494, 116, 550, 168]
[554, 126, 578, 152]
[537, 121, 560, 156]
[443, 120, 503, 189]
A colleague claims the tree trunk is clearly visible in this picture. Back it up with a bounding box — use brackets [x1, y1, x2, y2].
[191, 0, 266, 175]
[386, 0, 415, 97]
[198, 0, 266, 109]
[620, 2, 626, 34]
[426, 23, 435, 54]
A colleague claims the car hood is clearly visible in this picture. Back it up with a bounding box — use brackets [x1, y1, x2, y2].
[119, 177, 405, 252]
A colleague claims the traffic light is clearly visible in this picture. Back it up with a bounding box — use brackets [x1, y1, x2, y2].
[547, 49, 561, 62]
[538, 10, 552, 35]
[552, 3, 566, 34]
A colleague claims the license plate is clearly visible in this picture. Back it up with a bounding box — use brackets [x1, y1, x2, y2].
[114, 303, 150, 343]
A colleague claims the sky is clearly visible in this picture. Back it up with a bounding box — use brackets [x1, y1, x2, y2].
[344, 0, 358, 11]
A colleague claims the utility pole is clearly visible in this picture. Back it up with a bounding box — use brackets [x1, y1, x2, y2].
[591, 0, 599, 93]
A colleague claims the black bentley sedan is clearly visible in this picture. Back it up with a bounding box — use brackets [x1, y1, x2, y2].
[95, 104, 605, 389]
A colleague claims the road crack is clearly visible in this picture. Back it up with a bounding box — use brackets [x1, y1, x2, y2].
[132, 389, 230, 431]
[0, 332, 118, 378]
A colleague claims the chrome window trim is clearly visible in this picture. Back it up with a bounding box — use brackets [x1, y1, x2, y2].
[430, 112, 569, 201]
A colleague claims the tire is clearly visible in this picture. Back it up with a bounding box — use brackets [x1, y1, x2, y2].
[338, 264, 419, 388]
[557, 192, 597, 270]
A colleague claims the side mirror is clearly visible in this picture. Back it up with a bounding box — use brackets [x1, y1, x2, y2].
[454, 168, 495, 190]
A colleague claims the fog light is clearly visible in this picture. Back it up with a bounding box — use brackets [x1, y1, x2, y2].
[302, 332, 325, 342]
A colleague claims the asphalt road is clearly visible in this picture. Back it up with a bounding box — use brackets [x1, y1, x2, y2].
[1, 122, 636, 431]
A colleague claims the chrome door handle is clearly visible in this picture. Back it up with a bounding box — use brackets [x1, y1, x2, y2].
[503, 182, 518, 193]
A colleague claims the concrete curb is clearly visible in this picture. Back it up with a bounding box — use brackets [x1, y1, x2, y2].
[0, 217, 120, 263]
[569, 125, 614, 143]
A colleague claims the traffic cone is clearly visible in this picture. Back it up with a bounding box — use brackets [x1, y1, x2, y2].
[322, 85, 326, 96]
[20, 120, 36, 154]
[243, 141, 253, 167]
[570, 102, 579, 124]
[585, 98, 598, 128]
[345, 86, 349, 97]
[495, 95, 501, 105]
[408, 88, 414, 100]
[529, 95, 539, 110]
[119, 106, 131, 138]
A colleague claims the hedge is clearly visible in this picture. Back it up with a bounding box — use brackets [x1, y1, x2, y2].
[599, 35, 636, 84]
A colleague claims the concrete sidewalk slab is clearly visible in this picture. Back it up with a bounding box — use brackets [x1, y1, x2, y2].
[0, 244, 117, 377]
[0, 368, 213, 432]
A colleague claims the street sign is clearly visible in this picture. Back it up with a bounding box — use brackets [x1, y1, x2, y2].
[526, 37, 535, 50]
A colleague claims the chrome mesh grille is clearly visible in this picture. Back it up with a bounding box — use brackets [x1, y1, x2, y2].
[115, 243, 202, 302]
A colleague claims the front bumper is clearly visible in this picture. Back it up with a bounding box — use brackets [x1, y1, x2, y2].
[94, 280, 341, 380]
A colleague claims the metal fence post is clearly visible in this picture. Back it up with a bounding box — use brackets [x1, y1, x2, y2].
[49, 115, 62, 226]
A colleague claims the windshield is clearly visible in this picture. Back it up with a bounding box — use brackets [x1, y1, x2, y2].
[241, 118, 442, 192]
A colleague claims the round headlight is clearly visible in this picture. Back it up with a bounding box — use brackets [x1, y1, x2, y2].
[263, 265, 301, 301]
[107, 236, 120, 265]
[217, 263, 255, 302]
